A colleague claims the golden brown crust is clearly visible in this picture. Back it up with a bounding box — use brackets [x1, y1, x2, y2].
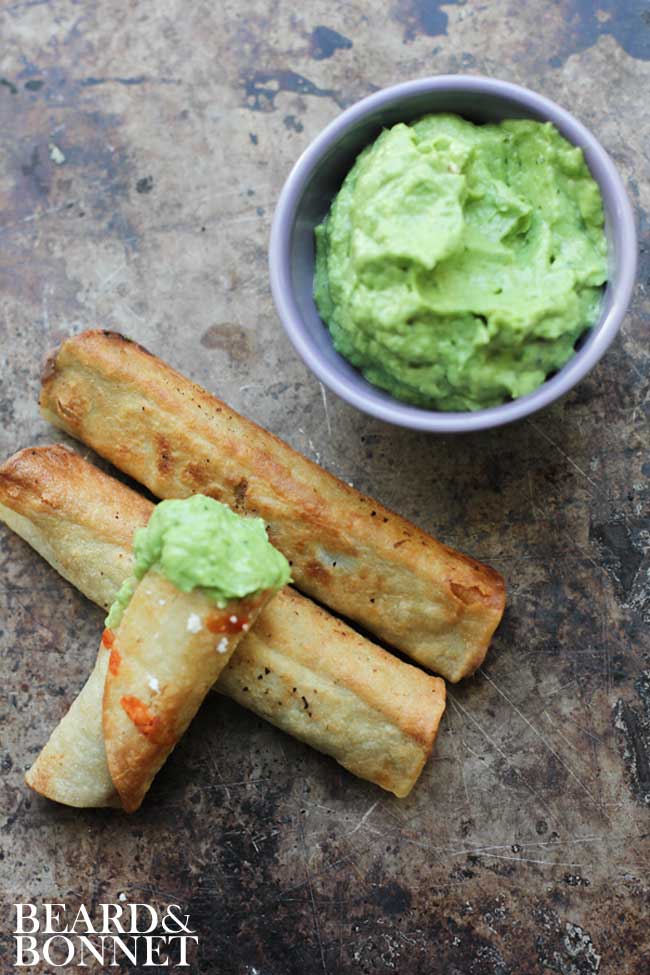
[0, 444, 152, 540]
[221, 588, 446, 796]
[0, 444, 151, 610]
[40, 329, 505, 680]
[4, 445, 445, 798]
[255, 587, 442, 748]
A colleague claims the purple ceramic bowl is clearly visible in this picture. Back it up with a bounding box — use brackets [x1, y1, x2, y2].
[269, 76, 637, 433]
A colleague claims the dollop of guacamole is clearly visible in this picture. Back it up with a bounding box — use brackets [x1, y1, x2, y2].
[314, 114, 608, 411]
[105, 495, 291, 627]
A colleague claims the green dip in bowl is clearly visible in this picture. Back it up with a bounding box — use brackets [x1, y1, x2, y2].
[314, 114, 608, 412]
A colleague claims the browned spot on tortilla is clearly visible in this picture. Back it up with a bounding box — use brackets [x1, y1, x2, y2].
[25, 756, 58, 795]
[204, 486, 225, 502]
[450, 547, 505, 587]
[57, 392, 87, 427]
[100, 329, 154, 358]
[305, 560, 330, 584]
[183, 461, 209, 489]
[40, 347, 59, 386]
[156, 435, 173, 475]
[450, 581, 493, 606]
[233, 477, 248, 509]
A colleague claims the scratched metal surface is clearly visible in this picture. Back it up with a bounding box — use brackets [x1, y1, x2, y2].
[1, 2, 649, 972]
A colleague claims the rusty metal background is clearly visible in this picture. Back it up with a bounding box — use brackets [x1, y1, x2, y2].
[1, 2, 649, 972]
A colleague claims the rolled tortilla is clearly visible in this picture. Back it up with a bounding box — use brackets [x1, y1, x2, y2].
[40, 329, 505, 681]
[2, 446, 445, 799]
[25, 642, 119, 808]
[103, 575, 271, 812]
[27, 551, 272, 813]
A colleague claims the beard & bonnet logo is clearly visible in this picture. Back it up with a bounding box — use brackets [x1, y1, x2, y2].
[13, 900, 198, 968]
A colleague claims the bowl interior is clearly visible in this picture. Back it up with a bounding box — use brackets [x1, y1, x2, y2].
[286, 83, 627, 425]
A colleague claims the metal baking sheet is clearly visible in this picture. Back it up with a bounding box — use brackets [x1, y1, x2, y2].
[1, 2, 648, 972]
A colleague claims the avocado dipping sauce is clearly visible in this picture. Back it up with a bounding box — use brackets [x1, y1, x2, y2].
[314, 114, 608, 412]
[106, 495, 291, 627]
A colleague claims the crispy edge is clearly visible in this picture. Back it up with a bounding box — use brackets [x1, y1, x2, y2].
[259, 588, 446, 754]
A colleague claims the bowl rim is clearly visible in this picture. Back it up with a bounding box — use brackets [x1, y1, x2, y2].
[269, 74, 638, 433]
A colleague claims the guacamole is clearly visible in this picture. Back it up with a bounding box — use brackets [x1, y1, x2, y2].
[314, 114, 608, 411]
[105, 495, 290, 627]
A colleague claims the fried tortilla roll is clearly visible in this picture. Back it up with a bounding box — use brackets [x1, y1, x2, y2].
[217, 589, 445, 794]
[0, 445, 152, 611]
[103, 574, 271, 812]
[28, 492, 288, 813]
[2, 446, 446, 798]
[40, 330, 505, 681]
[25, 642, 119, 808]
